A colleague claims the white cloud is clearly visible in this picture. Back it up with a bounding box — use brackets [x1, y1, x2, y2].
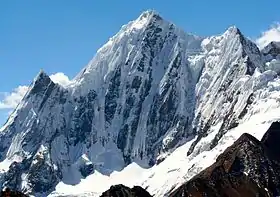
[256, 23, 280, 49]
[0, 72, 71, 110]
[50, 72, 71, 87]
[0, 86, 29, 109]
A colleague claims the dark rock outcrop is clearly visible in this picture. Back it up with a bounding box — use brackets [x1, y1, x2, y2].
[100, 184, 152, 197]
[0, 188, 28, 197]
[262, 41, 280, 58]
[261, 121, 280, 161]
[169, 122, 280, 197]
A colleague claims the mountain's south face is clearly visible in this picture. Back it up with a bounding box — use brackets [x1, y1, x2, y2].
[0, 11, 280, 196]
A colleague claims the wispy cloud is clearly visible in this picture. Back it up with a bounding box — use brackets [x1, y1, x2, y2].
[256, 23, 280, 49]
[0, 86, 29, 109]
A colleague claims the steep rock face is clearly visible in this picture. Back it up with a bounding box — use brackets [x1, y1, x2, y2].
[0, 71, 64, 194]
[262, 41, 280, 75]
[261, 121, 280, 160]
[0, 10, 276, 196]
[72, 11, 204, 165]
[188, 27, 265, 156]
[100, 184, 152, 197]
[262, 41, 280, 59]
[170, 123, 280, 197]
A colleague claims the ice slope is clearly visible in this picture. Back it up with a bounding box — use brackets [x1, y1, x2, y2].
[1, 10, 280, 196]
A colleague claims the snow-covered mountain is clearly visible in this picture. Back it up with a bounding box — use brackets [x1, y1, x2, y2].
[1, 10, 280, 196]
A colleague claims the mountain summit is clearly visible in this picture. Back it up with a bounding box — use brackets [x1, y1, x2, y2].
[0, 11, 280, 196]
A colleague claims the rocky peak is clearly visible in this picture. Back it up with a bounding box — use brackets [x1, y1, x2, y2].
[203, 25, 262, 69]
[33, 69, 52, 84]
[27, 70, 54, 96]
[137, 10, 162, 22]
[226, 26, 263, 73]
[73, 10, 193, 95]
[225, 25, 242, 35]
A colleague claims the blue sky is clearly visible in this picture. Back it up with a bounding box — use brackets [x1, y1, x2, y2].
[1, 0, 280, 126]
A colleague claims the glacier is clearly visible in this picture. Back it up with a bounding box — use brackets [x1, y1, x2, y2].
[1, 10, 280, 196]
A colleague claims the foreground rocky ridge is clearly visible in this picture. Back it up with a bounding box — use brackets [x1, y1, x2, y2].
[103, 122, 280, 197]
[0, 188, 28, 197]
[100, 185, 152, 197]
[0, 10, 280, 196]
[169, 122, 280, 197]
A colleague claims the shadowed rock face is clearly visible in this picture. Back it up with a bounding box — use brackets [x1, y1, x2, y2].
[261, 121, 280, 161]
[169, 122, 280, 197]
[262, 41, 280, 58]
[100, 184, 152, 197]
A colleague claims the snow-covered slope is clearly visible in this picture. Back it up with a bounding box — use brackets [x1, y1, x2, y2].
[50, 103, 280, 197]
[1, 10, 280, 196]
